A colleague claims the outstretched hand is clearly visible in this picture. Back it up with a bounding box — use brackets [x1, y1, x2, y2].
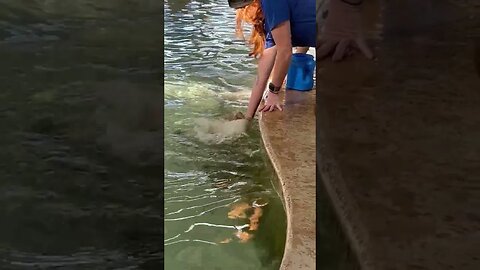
[258, 93, 283, 113]
[317, 0, 374, 61]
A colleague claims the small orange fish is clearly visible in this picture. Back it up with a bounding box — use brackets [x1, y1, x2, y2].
[227, 202, 251, 219]
[236, 231, 253, 243]
[219, 238, 233, 244]
[248, 208, 263, 231]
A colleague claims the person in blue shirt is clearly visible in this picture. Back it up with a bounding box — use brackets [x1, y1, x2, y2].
[229, 0, 316, 119]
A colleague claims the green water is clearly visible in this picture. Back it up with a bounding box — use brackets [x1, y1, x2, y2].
[164, 1, 286, 269]
[0, 1, 163, 268]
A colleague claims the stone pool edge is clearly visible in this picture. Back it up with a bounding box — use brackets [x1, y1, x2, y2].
[258, 89, 316, 270]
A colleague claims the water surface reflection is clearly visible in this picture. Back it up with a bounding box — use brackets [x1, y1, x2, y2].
[0, 1, 163, 268]
[164, 0, 286, 269]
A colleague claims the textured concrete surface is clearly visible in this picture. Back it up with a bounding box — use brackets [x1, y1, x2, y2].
[259, 89, 316, 270]
[317, 0, 480, 269]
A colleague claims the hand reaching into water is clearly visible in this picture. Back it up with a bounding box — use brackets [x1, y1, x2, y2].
[318, 0, 374, 61]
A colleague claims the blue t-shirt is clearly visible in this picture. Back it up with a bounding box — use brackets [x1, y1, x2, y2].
[261, 0, 316, 48]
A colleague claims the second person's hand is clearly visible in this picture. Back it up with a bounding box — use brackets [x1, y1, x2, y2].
[318, 0, 374, 61]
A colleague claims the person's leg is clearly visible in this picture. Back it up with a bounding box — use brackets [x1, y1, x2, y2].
[295, 47, 309, 53]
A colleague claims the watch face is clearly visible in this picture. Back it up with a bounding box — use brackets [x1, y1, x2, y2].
[228, 0, 253, 9]
[268, 82, 280, 93]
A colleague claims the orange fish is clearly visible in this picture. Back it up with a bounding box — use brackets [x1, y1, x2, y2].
[228, 202, 251, 219]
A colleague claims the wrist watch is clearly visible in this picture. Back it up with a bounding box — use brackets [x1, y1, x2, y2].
[268, 82, 281, 94]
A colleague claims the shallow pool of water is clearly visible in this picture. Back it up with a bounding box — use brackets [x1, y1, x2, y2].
[164, 1, 286, 269]
[0, 0, 286, 268]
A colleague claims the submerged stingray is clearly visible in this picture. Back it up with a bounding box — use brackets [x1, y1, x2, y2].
[194, 118, 249, 144]
[193, 110, 249, 144]
[224, 111, 245, 121]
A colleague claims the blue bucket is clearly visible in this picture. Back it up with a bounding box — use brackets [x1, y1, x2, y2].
[286, 53, 315, 91]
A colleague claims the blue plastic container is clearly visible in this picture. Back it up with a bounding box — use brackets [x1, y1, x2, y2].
[286, 53, 315, 91]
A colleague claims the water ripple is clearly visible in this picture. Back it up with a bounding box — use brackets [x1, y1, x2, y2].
[164, 199, 240, 222]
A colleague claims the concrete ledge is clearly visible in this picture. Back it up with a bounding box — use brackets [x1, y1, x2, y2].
[259, 89, 316, 270]
[316, 1, 480, 268]
[317, 124, 375, 270]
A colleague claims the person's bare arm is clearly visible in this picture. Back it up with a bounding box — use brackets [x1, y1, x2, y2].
[269, 21, 292, 87]
[245, 46, 277, 120]
[258, 21, 292, 113]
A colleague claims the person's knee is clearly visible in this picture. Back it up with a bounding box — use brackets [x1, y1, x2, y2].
[295, 47, 309, 53]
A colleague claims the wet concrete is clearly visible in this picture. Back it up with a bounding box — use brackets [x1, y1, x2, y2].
[317, 0, 480, 269]
[259, 89, 316, 269]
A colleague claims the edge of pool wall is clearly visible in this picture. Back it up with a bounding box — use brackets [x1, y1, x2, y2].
[258, 89, 316, 270]
[317, 140, 375, 270]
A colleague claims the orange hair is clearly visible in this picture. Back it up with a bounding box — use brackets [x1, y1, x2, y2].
[235, 0, 265, 58]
